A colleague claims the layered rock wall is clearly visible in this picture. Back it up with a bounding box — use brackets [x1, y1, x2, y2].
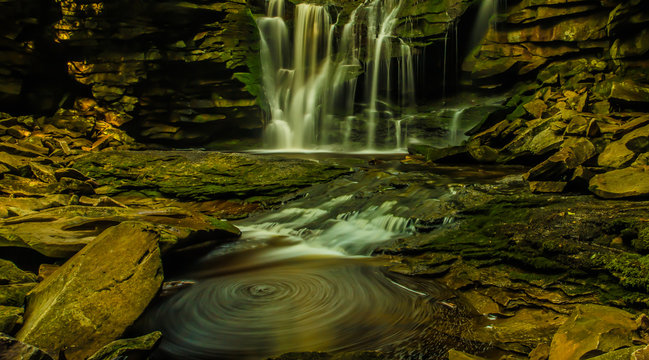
[1, 0, 263, 147]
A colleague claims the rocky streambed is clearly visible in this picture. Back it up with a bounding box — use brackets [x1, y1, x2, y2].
[2, 143, 649, 359]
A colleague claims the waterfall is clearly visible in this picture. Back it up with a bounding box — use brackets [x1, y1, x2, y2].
[258, 0, 416, 151]
[469, 0, 497, 51]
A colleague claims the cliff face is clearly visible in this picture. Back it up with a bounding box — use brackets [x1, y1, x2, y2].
[467, 0, 649, 89]
[56, 0, 263, 145]
[1, 0, 263, 147]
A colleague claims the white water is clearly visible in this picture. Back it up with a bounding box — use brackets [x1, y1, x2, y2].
[258, 0, 416, 151]
[239, 195, 415, 256]
[449, 108, 464, 145]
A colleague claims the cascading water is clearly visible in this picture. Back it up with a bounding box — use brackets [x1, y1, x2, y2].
[138, 169, 487, 359]
[258, 0, 416, 151]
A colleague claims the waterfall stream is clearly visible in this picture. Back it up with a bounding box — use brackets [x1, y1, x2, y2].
[259, 0, 416, 151]
[137, 164, 495, 359]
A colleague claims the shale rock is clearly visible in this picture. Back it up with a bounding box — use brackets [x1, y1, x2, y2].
[0, 305, 23, 333]
[0, 334, 53, 360]
[0, 206, 240, 258]
[16, 222, 164, 360]
[549, 304, 639, 360]
[599, 125, 649, 168]
[525, 138, 596, 183]
[86, 332, 162, 360]
[71, 151, 350, 201]
[589, 165, 649, 199]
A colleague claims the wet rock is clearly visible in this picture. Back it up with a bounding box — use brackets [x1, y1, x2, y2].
[86, 331, 162, 360]
[529, 343, 551, 360]
[615, 116, 649, 138]
[589, 166, 649, 199]
[587, 346, 646, 360]
[491, 308, 568, 354]
[0, 259, 38, 284]
[0, 333, 53, 360]
[0, 305, 23, 333]
[407, 145, 470, 163]
[609, 80, 649, 104]
[528, 181, 567, 193]
[549, 304, 639, 360]
[0, 284, 36, 307]
[634, 345, 649, 360]
[16, 222, 164, 360]
[525, 138, 596, 182]
[71, 151, 350, 201]
[0, 143, 45, 158]
[0, 195, 73, 219]
[37, 265, 60, 282]
[524, 99, 547, 119]
[28, 163, 57, 184]
[448, 349, 486, 360]
[599, 125, 649, 168]
[564, 116, 589, 136]
[0, 205, 240, 258]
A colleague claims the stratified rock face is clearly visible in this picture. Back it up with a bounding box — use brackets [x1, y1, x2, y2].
[0, 0, 81, 115]
[54, 0, 263, 146]
[16, 222, 163, 360]
[395, 0, 474, 46]
[467, 0, 649, 88]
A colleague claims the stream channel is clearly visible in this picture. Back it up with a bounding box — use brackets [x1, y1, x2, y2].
[138, 154, 525, 359]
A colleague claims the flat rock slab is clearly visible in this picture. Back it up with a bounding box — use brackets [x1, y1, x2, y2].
[0, 205, 240, 258]
[71, 151, 350, 201]
[549, 304, 639, 360]
[16, 222, 164, 360]
[589, 166, 649, 199]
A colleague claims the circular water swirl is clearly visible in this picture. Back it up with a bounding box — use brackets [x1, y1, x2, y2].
[140, 259, 452, 360]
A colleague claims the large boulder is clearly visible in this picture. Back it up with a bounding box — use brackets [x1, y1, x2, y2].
[16, 222, 164, 360]
[598, 124, 649, 168]
[549, 304, 640, 360]
[589, 165, 649, 199]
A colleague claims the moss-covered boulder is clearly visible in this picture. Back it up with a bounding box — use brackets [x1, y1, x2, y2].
[87, 331, 162, 360]
[71, 151, 350, 202]
[16, 222, 164, 360]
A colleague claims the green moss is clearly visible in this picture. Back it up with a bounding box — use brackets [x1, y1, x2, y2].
[597, 253, 649, 293]
[633, 225, 649, 253]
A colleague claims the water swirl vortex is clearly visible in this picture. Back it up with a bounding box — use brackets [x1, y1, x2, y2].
[140, 255, 458, 360]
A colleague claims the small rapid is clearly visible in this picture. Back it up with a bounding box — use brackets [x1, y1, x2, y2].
[137, 164, 498, 359]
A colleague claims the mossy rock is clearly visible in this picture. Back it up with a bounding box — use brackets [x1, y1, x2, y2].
[0, 305, 23, 334]
[87, 331, 162, 360]
[71, 151, 350, 202]
[0, 283, 37, 307]
[16, 222, 164, 360]
[0, 259, 37, 285]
